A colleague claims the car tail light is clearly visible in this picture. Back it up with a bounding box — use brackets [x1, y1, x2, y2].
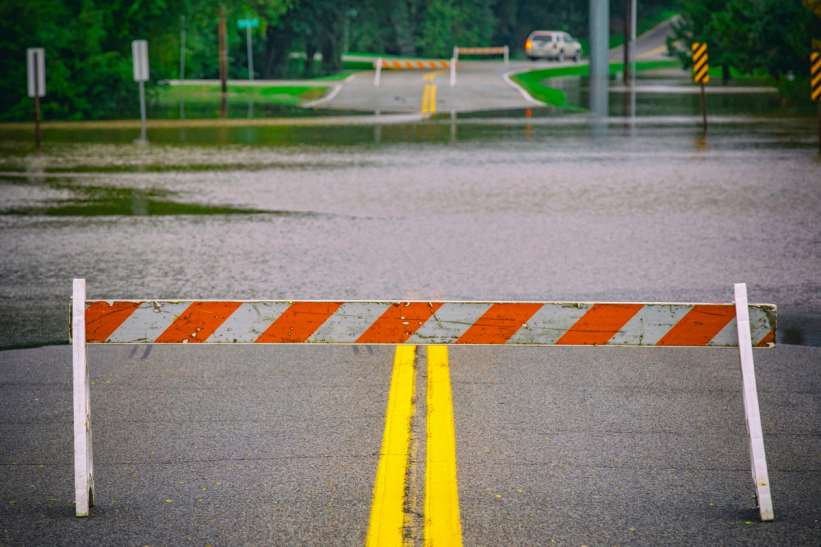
[525, 39, 532, 50]
[553, 43, 558, 48]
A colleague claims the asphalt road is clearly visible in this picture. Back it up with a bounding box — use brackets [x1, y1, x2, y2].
[2, 342, 820, 545]
[319, 61, 544, 114]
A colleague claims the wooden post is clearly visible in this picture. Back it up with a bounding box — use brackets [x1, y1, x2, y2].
[34, 73, 40, 152]
[623, 0, 630, 86]
[73, 279, 94, 517]
[219, 8, 228, 118]
[734, 283, 774, 521]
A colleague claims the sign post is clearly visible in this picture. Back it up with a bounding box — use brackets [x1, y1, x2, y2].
[131, 40, 149, 143]
[811, 52, 820, 153]
[218, 10, 227, 118]
[27, 48, 46, 152]
[180, 16, 186, 120]
[237, 17, 259, 80]
[692, 42, 709, 133]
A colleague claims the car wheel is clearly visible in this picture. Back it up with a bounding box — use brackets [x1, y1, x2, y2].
[557, 51, 565, 63]
[573, 51, 581, 63]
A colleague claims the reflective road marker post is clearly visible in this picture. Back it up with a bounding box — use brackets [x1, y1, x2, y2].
[131, 40, 149, 143]
[692, 42, 709, 133]
[811, 52, 820, 153]
[26, 48, 45, 152]
[71, 279, 94, 517]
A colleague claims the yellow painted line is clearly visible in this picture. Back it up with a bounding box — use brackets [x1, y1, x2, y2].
[367, 346, 416, 547]
[637, 44, 669, 59]
[429, 84, 437, 115]
[422, 84, 431, 114]
[424, 70, 447, 81]
[425, 346, 463, 547]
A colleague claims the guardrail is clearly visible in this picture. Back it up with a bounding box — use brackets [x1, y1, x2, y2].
[70, 280, 775, 521]
[453, 46, 509, 64]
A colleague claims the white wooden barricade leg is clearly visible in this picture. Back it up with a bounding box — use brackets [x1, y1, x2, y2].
[72, 278, 95, 516]
[450, 58, 456, 87]
[734, 283, 774, 521]
[374, 58, 382, 87]
[504, 45, 509, 64]
[453, 46, 458, 61]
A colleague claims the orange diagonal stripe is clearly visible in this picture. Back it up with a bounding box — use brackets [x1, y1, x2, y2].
[556, 304, 644, 345]
[357, 302, 444, 344]
[692, 42, 701, 52]
[755, 330, 775, 347]
[456, 303, 543, 344]
[656, 305, 735, 346]
[155, 301, 242, 343]
[85, 301, 141, 342]
[255, 302, 342, 343]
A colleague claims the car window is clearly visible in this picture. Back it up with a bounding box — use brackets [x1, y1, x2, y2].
[564, 35, 572, 43]
[533, 35, 552, 44]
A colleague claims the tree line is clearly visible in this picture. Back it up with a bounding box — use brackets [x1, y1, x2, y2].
[669, 0, 820, 99]
[7, 0, 818, 120]
[1, 0, 681, 120]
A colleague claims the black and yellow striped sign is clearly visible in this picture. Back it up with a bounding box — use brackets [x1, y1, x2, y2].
[812, 52, 821, 102]
[692, 42, 709, 84]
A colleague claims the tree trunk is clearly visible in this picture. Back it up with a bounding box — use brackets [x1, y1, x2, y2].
[722, 63, 730, 85]
[305, 44, 317, 78]
[320, 37, 342, 75]
[263, 24, 291, 79]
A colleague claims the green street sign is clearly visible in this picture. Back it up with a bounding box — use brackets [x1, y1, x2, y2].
[237, 18, 259, 29]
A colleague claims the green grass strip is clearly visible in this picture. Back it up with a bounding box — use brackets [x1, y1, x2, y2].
[510, 60, 680, 108]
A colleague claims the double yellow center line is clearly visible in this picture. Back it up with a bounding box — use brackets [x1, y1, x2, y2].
[367, 346, 462, 547]
[422, 70, 445, 115]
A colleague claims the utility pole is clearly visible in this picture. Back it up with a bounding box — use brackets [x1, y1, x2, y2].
[180, 16, 186, 119]
[623, 0, 630, 85]
[218, 7, 227, 118]
[27, 48, 45, 152]
[589, 0, 609, 119]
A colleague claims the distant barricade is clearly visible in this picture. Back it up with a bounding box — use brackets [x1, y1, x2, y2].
[453, 46, 509, 64]
[373, 57, 455, 86]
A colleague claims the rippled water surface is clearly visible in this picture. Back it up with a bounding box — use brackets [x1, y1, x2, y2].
[1, 105, 819, 348]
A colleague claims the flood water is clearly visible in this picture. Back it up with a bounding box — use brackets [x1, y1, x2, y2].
[1, 74, 819, 349]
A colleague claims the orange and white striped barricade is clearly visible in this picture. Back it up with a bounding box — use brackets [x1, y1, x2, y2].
[453, 46, 509, 64]
[373, 57, 454, 86]
[71, 280, 775, 520]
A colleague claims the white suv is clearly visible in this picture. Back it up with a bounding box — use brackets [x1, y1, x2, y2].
[525, 31, 582, 62]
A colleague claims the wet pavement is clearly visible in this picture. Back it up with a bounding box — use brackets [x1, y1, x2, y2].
[1, 69, 820, 545]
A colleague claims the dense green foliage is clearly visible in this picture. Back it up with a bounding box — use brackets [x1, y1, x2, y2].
[669, 0, 821, 99]
[2, 0, 679, 121]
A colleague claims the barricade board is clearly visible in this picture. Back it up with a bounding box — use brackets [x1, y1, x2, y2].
[76, 300, 776, 347]
[69, 281, 776, 522]
[377, 59, 451, 69]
